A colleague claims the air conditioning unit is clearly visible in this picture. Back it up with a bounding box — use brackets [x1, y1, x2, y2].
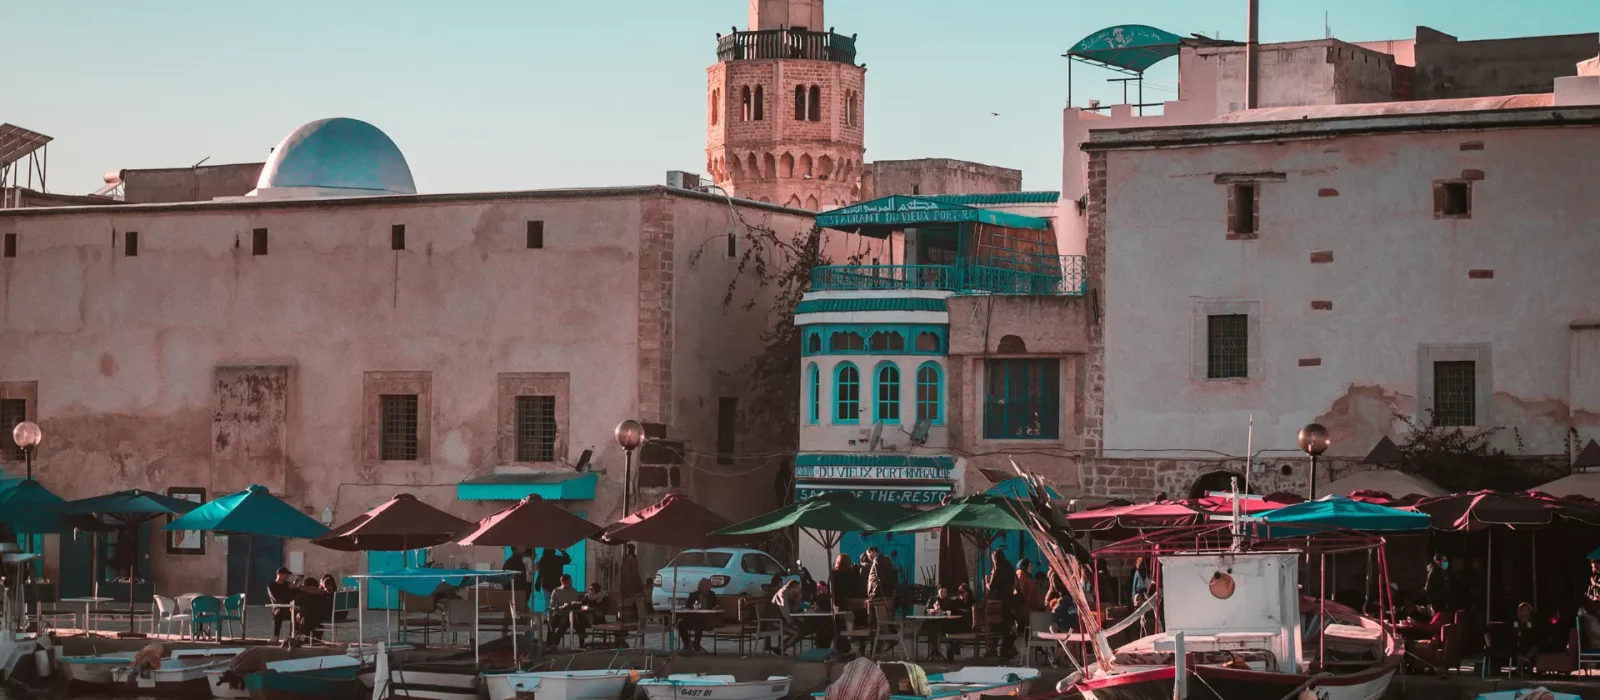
[666, 171, 702, 190]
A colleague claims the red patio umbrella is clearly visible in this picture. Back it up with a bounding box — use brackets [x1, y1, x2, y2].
[457, 495, 601, 549]
[313, 493, 473, 551]
[1068, 501, 1201, 532]
[596, 494, 749, 549]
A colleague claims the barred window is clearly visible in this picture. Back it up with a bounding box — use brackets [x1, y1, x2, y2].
[1432, 361, 1476, 426]
[1206, 314, 1249, 379]
[983, 359, 1060, 440]
[379, 394, 419, 461]
[515, 395, 557, 462]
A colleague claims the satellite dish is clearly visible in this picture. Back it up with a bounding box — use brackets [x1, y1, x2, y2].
[909, 419, 931, 445]
[867, 422, 884, 451]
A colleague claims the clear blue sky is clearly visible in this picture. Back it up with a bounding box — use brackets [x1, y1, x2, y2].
[5, 0, 1596, 196]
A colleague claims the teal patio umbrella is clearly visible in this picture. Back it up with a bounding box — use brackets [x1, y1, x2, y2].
[879, 494, 1029, 533]
[1254, 494, 1431, 535]
[68, 489, 202, 635]
[166, 485, 331, 637]
[0, 479, 106, 534]
[713, 492, 913, 586]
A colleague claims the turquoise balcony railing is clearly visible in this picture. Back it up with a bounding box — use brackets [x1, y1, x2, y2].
[810, 256, 1088, 295]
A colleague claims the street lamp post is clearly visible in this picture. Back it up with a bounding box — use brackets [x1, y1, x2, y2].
[1298, 423, 1331, 500]
[12, 421, 41, 480]
[614, 420, 646, 517]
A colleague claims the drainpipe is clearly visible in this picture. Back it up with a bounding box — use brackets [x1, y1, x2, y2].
[1245, 0, 1260, 109]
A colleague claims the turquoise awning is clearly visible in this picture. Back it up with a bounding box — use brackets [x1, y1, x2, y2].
[795, 454, 955, 468]
[456, 471, 597, 501]
[1065, 24, 1185, 73]
[817, 195, 1052, 236]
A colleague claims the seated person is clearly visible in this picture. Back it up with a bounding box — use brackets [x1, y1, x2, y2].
[576, 583, 610, 647]
[294, 575, 336, 642]
[676, 578, 720, 655]
[545, 575, 587, 648]
[812, 582, 835, 612]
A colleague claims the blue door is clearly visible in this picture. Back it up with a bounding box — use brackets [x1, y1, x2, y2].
[365, 550, 428, 610]
[226, 535, 283, 605]
[994, 530, 1043, 580]
[521, 537, 588, 613]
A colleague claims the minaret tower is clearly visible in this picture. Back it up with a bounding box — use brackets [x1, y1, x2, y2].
[706, 0, 865, 210]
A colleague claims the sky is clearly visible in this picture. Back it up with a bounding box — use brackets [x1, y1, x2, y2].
[4, 0, 1597, 196]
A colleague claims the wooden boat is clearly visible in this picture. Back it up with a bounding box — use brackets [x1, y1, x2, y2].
[113, 654, 242, 696]
[638, 674, 789, 700]
[1070, 551, 1399, 700]
[483, 668, 652, 700]
[369, 648, 481, 700]
[922, 668, 1036, 700]
[206, 655, 365, 700]
[66, 646, 243, 691]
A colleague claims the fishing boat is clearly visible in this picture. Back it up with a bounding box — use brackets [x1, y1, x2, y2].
[922, 668, 1036, 700]
[484, 668, 653, 700]
[369, 647, 483, 700]
[114, 651, 248, 696]
[638, 674, 789, 700]
[206, 654, 365, 700]
[65, 646, 243, 691]
[1068, 548, 1399, 700]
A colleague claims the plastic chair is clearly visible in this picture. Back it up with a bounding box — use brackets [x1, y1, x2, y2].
[218, 594, 244, 640]
[153, 595, 191, 639]
[1025, 611, 1058, 666]
[190, 595, 223, 641]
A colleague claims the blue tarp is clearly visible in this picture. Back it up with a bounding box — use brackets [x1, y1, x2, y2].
[354, 567, 511, 598]
[1255, 495, 1430, 533]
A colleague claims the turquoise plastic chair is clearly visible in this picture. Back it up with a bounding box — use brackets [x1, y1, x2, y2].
[190, 595, 223, 641]
[219, 594, 245, 640]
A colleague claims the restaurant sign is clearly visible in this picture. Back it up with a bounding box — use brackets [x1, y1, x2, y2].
[795, 484, 951, 505]
[793, 465, 951, 481]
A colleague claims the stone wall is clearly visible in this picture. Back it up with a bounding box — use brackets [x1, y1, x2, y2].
[860, 159, 1022, 199]
[122, 163, 264, 203]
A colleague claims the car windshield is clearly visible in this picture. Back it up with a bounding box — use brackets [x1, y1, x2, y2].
[666, 552, 733, 569]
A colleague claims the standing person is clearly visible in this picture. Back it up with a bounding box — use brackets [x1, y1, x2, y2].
[676, 578, 720, 655]
[267, 568, 299, 643]
[987, 550, 1017, 658]
[1131, 558, 1153, 605]
[1015, 561, 1041, 612]
[867, 547, 899, 611]
[1425, 553, 1454, 615]
[831, 554, 864, 601]
[619, 544, 645, 598]
[501, 549, 530, 592]
[535, 548, 572, 608]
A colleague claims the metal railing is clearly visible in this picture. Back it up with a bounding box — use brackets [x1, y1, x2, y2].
[716, 29, 858, 65]
[810, 256, 1088, 296]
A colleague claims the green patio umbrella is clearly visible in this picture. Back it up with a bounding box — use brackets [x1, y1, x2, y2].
[166, 484, 331, 638]
[878, 494, 1030, 533]
[712, 492, 913, 585]
[68, 489, 202, 635]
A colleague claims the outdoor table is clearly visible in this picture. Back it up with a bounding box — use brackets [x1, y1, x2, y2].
[671, 609, 722, 653]
[790, 609, 849, 654]
[904, 614, 959, 660]
[62, 596, 113, 634]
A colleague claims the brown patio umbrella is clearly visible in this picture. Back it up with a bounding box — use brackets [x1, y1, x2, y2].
[312, 493, 473, 551]
[456, 495, 601, 549]
[1406, 490, 1557, 531]
[596, 494, 750, 549]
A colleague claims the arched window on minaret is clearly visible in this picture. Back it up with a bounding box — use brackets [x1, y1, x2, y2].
[741, 87, 752, 122]
[754, 86, 765, 121]
[712, 89, 721, 126]
[794, 85, 807, 121]
[808, 86, 822, 122]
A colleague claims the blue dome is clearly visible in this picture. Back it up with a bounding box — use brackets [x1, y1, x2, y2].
[256, 118, 416, 194]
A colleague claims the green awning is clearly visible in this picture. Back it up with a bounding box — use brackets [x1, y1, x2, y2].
[457, 471, 597, 501]
[1065, 24, 1184, 73]
[816, 195, 1052, 237]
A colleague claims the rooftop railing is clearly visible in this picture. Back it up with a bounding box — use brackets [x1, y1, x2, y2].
[716, 29, 858, 65]
[810, 256, 1088, 296]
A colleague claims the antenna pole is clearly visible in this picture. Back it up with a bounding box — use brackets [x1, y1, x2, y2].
[1245, 414, 1254, 495]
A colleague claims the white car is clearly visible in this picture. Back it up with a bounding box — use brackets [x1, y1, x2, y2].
[649, 548, 797, 611]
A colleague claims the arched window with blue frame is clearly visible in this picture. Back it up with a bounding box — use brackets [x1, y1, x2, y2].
[806, 332, 822, 355]
[834, 362, 860, 424]
[916, 362, 943, 424]
[807, 363, 820, 424]
[874, 362, 901, 424]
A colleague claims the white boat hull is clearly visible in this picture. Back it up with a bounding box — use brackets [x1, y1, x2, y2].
[484, 669, 651, 700]
[641, 675, 790, 700]
[60, 653, 137, 686]
[369, 668, 481, 700]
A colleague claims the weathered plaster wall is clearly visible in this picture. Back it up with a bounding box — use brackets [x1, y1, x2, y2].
[1093, 124, 1600, 467]
[121, 163, 264, 204]
[860, 159, 1022, 199]
[0, 189, 815, 592]
[1414, 28, 1597, 100]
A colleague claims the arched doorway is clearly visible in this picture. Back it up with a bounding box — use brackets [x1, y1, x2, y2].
[1188, 471, 1249, 500]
